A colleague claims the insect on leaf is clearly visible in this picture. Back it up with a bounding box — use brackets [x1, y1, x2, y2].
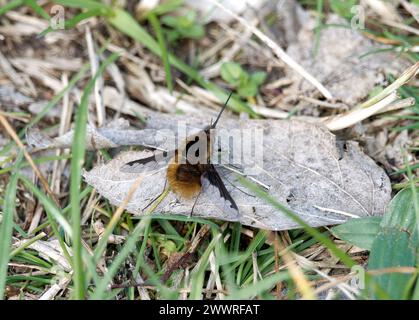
[80, 115, 391, 231]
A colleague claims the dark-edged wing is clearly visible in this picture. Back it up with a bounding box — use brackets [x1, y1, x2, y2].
[120, 150, 174, 173]
[200, 164, 239, 217]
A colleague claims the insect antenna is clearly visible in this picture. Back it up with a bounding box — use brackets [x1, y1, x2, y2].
[211, 92, 233, 129]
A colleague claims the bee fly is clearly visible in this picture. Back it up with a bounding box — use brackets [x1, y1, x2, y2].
[121, 93, 239, 216]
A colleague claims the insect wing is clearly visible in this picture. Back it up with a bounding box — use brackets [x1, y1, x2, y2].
[200, 164, 239, 217]
[120, 150, 174, 173]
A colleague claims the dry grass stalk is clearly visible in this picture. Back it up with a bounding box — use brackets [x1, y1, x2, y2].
[0, 111, 61, 207]
[276, 233, 316, 300]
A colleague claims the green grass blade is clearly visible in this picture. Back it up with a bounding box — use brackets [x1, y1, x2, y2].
[151, 0, 184, 16]
[227, 272, 290, 299]
[19, 174, 73, 267]
[133, 213, 220, 230]
[90, 216, 152, 299]
[406, 156, 419, 299]
[39, 8, 104, 37]
[19, 175, 72, 235]
[69, 52, 120, 299]
[189, 233, 221, 299]
[0, 154, 71, 175]
[53, 0, 109, 10]
[24, 0, 50, 19]
[10, 233, 46, 258]
[148, 12, 173, 93]
[0, 0, 23, 16]
[226, 230, 267, 273]
[0, 153, 23, 299]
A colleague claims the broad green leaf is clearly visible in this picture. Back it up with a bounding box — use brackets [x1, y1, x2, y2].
[331, 216, 382, 250]
[380, 188, 418, 231]
[368, 188, 419, 300]
[369, 229, 417, 299]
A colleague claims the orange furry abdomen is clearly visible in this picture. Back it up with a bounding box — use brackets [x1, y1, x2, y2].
[167, 164, 202, 199]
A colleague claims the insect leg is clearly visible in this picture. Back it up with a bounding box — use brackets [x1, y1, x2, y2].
[189, 187, 204, 217]
[141, 178, 168, 212]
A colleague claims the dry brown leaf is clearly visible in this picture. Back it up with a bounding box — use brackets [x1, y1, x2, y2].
[286, 14, 410, 105]
[76, 116, 391, 231]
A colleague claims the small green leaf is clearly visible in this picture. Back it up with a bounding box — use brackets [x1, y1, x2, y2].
[221, 62, 245, 86]
[166, 29, 180, 42]
[183, 24, 204, 39]
[161, 10, 203, 41]
[250, 71, 267, 86]
[161, 15, 178, 28]
[151, 0, 184, 16]
[238, 81, 258, 98]
[160, 240, 177, 255]
[185, 10, 196, 21]
[181, 10, 196, 28]
[329, 0, 357, 19]
[331, 216, 381, 250]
